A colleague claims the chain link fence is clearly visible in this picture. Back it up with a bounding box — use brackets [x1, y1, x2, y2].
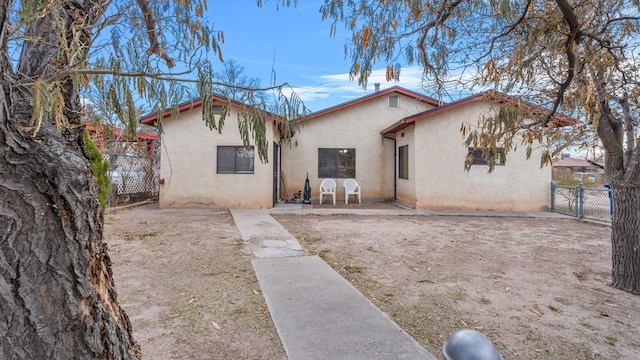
[105, 152, 159, 207]
[551, 182, 611, 223]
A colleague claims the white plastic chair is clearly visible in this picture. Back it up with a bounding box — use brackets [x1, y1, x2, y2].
[319, 179, 336, 205]
[343, 178, 361, 204]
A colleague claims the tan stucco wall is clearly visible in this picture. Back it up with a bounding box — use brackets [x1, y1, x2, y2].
[281, 93, 434, 202]
[410, 100, 551, 211]
[394, 126, 416, 207]
[158, 106, 276, 208]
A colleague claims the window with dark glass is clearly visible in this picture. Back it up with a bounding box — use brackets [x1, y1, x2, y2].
[318, 148, 356, 178]
[217, 146, 254, 174]
[468, 148, 506, 166]
[399, 145, 409, 179]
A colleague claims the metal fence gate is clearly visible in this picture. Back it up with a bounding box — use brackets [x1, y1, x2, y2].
[105, 152, 159, 207]
[551, 182, 611, 223]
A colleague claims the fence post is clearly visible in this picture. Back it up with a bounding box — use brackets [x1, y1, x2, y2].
[603, 183, 613, 216]
[578, 183, 585, 219]
[574, 185, 580, 218]
[550, 181, 556, 212]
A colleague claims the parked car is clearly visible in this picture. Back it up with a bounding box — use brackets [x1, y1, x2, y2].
[109, 165, 146, 194]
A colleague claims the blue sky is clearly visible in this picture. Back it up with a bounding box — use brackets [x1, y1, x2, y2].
[211, 1, 434, 112]
[209, 2, 593, 158]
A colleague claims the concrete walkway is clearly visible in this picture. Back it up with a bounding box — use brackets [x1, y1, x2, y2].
[253, 256, 435, 360]
[231, 206, 571, 360]
[230, 209, 302, 258]
[230, 208, 436, 359]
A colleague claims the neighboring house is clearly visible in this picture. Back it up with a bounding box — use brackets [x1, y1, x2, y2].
[140, 96, 282, 208]
[552, 156, 604, 181]
[85, 122, 161, 206]
[142, 87, 568, 211]
[85, 122, 159, 156]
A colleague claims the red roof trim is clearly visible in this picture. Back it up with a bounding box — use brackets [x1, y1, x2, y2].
[381, 90, 575, 134]
[139, 94, 281, 126]
[297, 86, 440, 123]
[85, 122, 159, 140]
[381, 119, 412, 135]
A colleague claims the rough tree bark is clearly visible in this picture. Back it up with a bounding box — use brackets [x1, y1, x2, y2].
[598, 100, 640, 295]
[0, 0, 140, 358]
[610, 186, 640, 294]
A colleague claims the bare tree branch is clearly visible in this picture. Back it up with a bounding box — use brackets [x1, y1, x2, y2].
[620, 94, 634, 167]
[545, 0, 585, 124]
[480, 0, 534, 61]
[135, 0, 175, 68]
[416, 0, 463, 85]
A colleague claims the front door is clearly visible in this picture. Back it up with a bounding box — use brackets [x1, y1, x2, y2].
[273, 142, 279, 207]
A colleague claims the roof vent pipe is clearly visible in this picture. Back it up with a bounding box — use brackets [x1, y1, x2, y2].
[374, 83, 380, 92]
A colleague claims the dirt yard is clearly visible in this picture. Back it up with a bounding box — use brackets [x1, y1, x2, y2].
[104, 204, 285, 360]
[105, 203, 639, 360]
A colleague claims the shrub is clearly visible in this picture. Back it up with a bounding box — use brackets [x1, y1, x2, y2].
[84, 130, 110, 210]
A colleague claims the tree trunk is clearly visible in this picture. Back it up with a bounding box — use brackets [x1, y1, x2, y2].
[610, 185, 640, 295]
[0, 80, 141, 360]
[596, 89, 640, 296]
[0, 0, 140, 358]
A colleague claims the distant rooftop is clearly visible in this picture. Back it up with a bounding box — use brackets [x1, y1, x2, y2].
[553, 157, 599, 168]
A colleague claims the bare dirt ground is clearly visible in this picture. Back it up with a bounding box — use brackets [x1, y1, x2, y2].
[105, 202, 640, 360]
[275, 213, 640, 360]
[104, 204, 285, 360]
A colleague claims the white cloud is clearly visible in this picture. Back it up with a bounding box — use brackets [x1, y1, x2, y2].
[280, 65, 489, 111]
[283, 66, 432, 110]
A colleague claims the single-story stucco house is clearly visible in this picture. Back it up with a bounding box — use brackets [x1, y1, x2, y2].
[140, 86, 565, 211]
[140, 95, 282, 208]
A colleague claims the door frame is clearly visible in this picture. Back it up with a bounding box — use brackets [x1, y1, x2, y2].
[272, 142, 279, 207]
